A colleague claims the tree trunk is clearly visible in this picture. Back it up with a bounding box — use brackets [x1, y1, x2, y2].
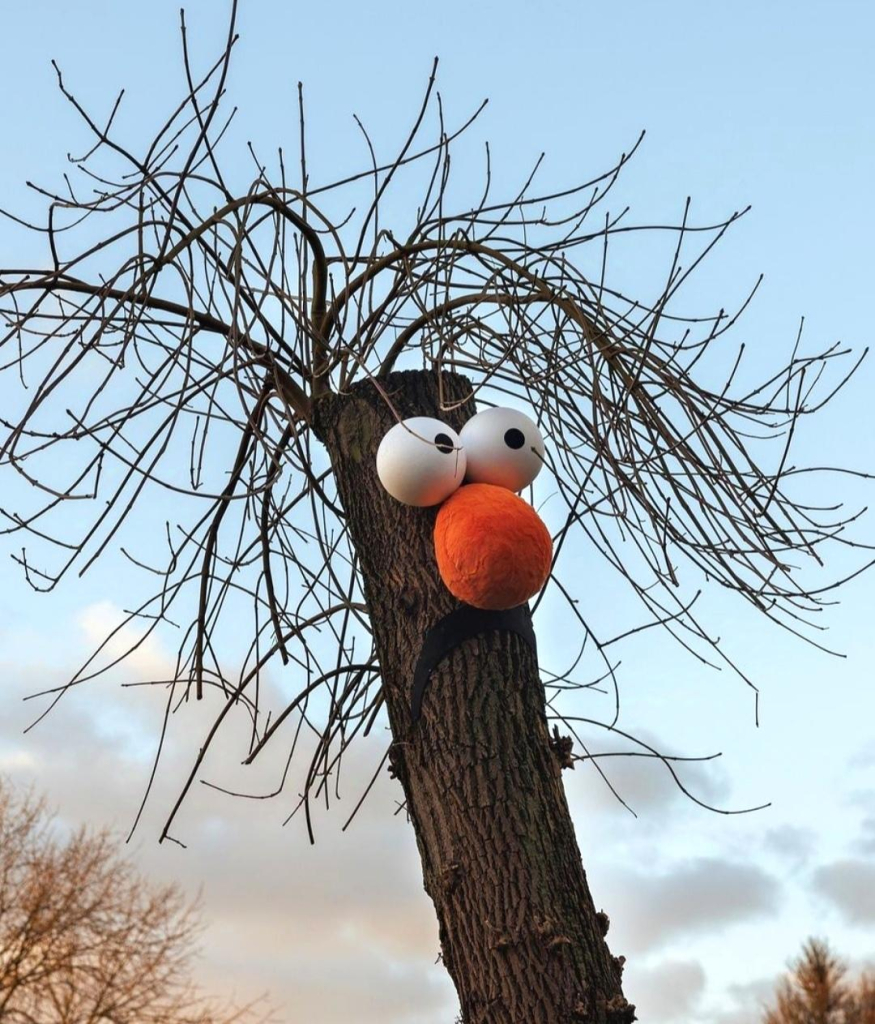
[313, 369, 633, 1024]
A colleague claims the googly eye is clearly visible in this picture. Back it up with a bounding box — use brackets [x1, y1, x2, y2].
[460, 407, 546, 491]
[376, 416, 466, 506]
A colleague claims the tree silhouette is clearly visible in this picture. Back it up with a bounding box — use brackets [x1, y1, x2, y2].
[1, 6, 870, 1022]
[0, 779, 267, 1023]
[763, 939, 875, 1024]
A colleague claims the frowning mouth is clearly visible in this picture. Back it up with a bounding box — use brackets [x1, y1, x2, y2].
[410, 603, 537, 724]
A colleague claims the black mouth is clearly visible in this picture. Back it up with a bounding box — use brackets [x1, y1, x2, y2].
[411, 604, 537, 724]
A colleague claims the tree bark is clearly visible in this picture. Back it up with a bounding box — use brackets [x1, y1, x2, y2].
[314, 369, 633, 1024]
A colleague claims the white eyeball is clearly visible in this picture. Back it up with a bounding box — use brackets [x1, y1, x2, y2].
[460, 407, 546, 492]
[376, 417, 466, 507]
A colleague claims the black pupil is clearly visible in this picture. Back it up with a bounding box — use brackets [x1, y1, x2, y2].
[434, 432, 454, 454]
[504, 428, 525, 450]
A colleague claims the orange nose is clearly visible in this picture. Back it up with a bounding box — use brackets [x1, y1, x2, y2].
[434, 483, 553, 611]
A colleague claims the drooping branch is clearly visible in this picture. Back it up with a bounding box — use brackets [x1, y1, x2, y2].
[0, 11, 869, 841]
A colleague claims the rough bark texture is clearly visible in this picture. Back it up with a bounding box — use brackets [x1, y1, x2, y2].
[313, 370, 633, 1024]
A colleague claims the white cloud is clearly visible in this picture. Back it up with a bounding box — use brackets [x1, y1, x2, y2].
[565, 731, 732, 822]
[763, 825, 817, 868]
[605, 858, 781, 953]
[712, 975, 780, 1024]
[76, 599, 176, 685]
[0, 748, 38, 770]
[624, 958, 706, 1023]
[813, 860, 875, 924]
[849, 743, 875, 770]
[857, 816, 875, 856]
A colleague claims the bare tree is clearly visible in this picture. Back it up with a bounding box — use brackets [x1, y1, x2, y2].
[763, 939, 875, 1024]
[0, 6, 870, 1022]
[850, 974, 875, 1024]
[0, 778, 267, 1024]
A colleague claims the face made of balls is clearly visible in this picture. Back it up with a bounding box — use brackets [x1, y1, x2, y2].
[376, 408, 552, 611]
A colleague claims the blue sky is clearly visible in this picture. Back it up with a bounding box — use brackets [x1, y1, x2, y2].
[1, 2, 874, 1022]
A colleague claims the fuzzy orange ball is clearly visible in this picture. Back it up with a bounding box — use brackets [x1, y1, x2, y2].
[434, 483, 553, 611]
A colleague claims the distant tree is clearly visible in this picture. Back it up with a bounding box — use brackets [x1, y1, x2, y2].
[763, 939, 875, 1024]
[0, 779, 266, 1024]
[848, 973, 875, 1024]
